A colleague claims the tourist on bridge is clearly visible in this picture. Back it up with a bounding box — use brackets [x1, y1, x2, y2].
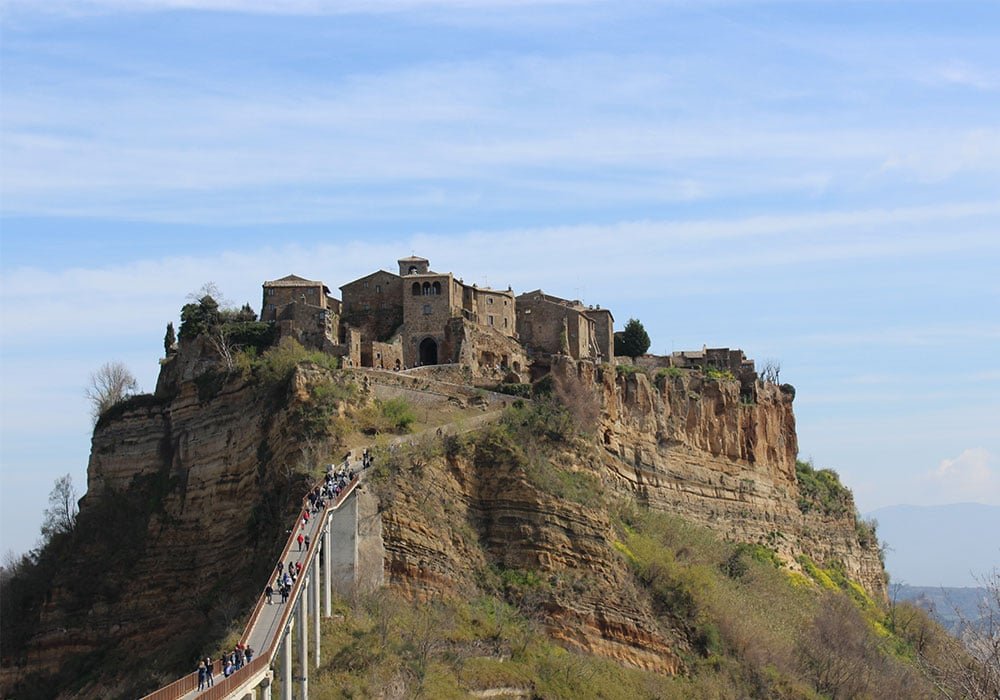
[297, 532, 304, 550]
[197, 660, 207, 691]
[204, 657, 214, 687]
[265, 583, 273, 604]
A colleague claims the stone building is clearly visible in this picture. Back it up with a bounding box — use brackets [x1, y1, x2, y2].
[259, 256, 616, 381]
[516, 291, 615, 365]
[261, 275, 341, 351]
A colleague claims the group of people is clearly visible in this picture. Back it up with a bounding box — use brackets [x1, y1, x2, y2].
[193, 452, 372, 692]
[195, 644, 254, 689]
[265, 559, 304, 604]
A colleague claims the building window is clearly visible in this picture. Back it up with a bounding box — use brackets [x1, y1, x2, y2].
[266, 288, 275, 296]
[504, 318, 508, 328]
[432, 281, 441, 295]
[488, 315, 494, 326]
[363, 303, 369, 311]
[412, 282, 421, 296]
[423, 304, 432, 315]
[363, 281, 369, 289]
[422, 282, 431, 295]
[376, 285, 381, 293]
[487, 297, 494, 304]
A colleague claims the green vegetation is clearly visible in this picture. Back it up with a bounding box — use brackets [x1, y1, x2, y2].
[252, 336, 341, 386]
[278, 591, 692, 700]
[614, 317, 651, 359]
[615, 364, 641, 377]
[357, 397, 417, 436]
[656, 366, 684, 380]
[794, 459, 853, 517]
[280, 501, 955, 700]
[492, 382, 532, 398]
[703, 366, 736, 381]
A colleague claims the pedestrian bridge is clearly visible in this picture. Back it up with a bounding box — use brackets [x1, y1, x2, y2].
[141, 462, 365, 700]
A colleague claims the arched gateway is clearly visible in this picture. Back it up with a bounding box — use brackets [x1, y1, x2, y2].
[419, 337, 438, 366]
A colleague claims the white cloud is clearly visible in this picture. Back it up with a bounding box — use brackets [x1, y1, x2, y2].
[923, 448, 1000, 503]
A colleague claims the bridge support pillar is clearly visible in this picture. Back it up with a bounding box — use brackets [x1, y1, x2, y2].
[324, 519, 333, 618]
[298, 577, 309, 700]
[282, 623, 292, 700]
[313, 553, 321, 668]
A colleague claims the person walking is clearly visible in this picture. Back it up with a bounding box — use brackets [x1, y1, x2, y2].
[297, 532, 304, 551]
[265, 583, 273, 604]
[205, 657, 214, 687]
[197, 660, 207, 691]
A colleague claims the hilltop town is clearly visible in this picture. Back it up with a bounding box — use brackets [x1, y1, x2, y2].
[258, 254, 753, 384]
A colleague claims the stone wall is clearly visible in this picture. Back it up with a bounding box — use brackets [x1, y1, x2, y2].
[340, 270, 404, 341]
[364, 338, 404, 371]
[261, 277, 329, 322]
[517, 292, 599, 362]
[274, 300, 338, 351]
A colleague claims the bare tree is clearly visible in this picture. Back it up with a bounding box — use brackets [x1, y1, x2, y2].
[85, 361, 139, 423]
[40, 473, 78, 541]
[186, 281, 230, 307]
[759, 358, 781, 384]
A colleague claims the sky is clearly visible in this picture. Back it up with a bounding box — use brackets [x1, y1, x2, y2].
[1, 0, 998, 578]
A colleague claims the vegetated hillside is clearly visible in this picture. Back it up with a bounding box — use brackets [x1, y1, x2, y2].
[1, 336, 990, 699]
[280, 400, 976, 699]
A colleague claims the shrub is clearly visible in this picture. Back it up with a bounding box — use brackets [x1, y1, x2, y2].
[357, 398, 416, 435]
[493, 383, 531, 398]
[795, 460, 853, 516]
[703, 366, 736, 381]
[656, 366, 684, 380]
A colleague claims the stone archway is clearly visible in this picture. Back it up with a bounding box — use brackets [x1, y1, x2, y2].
[419, 337, 438, 366]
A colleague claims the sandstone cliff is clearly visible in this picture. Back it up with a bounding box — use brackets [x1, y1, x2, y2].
[567, 359, 885, 599]
[2, 360, 355, 698]
[3, 350, 887, 697]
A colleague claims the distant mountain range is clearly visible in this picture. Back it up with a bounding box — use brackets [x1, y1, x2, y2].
[892, 584, 991, 636]
[865, 503, 1000, 588]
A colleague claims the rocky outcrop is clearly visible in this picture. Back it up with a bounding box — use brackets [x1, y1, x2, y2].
[377, 438, 682, 675]
[5, 363, 356, 698]
[554, 359, 885, 599]
[5, 346, 887, 696]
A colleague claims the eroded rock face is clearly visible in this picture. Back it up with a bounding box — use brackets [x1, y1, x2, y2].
[562, 359, 885, 600]
[6, 364, 349, 698]
[378, 442, 682, 675]
[7, 351, 886, 695]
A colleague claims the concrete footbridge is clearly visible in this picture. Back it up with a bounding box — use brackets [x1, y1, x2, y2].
[140, 456, 364, 700]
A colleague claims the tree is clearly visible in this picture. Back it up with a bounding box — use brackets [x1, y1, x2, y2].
[164, 321, 177, 356]
[85, 361, 138, 423]
[759, 358, 781, 384]
[40, 474, 78, 542]
[615, 318, 651, 360]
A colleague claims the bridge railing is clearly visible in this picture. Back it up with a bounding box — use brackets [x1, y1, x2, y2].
[140, 470, 360, 700]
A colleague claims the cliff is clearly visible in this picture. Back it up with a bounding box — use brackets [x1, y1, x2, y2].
[2, 360, 356, 698]
[2, 351, 886, 697]
[578, 359, 885, 599]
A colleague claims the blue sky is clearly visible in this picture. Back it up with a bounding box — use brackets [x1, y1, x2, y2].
[1, 0, 998, 579]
